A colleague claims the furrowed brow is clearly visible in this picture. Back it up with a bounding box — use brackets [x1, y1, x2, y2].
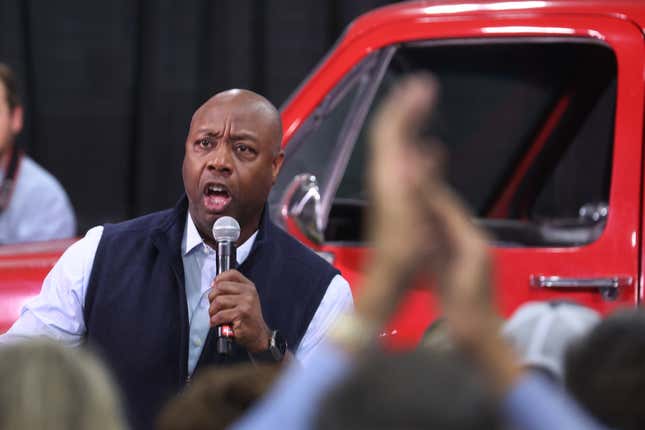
[195, 130, 219, 138]
[229, 132, 258, 142]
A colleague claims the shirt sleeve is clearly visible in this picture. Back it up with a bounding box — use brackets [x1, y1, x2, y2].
[235, 341, 611, 430]
[0, 226, 103, 346]
[295, 274, 354, 366]
[232, 339, 353, 430]
[503, 373, 609, 430]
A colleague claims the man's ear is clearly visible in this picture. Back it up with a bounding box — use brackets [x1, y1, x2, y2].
[271, 150, 285, 184]
[10, 105, 23, 135]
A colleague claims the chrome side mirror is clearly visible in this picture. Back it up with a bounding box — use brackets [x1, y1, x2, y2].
[280, 173, 324, 245]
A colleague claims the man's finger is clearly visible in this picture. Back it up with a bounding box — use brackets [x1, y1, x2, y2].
[209, 281, 248, 301]
[208, 294, 239, 316]
[420, 182, 492, 306]
[211, 308, 238, 327]
[214, 269, 251, 284]
[370, 74, 439, 146]
[424, 184, 488, 253]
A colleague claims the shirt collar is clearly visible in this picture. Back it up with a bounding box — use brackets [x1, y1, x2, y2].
[182, 212, 258, 266]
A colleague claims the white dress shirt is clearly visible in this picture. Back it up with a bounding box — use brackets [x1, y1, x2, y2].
[0, 212, 354, 372]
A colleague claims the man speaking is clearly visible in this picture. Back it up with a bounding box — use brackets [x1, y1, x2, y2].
[1, 89, 353, 429]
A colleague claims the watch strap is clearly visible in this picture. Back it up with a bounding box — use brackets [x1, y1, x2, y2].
[250, 330, 287, 363]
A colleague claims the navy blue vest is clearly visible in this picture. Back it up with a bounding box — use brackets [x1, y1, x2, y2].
[84, 196, 338, 430]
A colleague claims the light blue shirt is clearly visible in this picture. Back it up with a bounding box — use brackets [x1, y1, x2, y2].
[233, 340, 609, 430]
[503, 371, 609, 430]
[0, 212, 354, 374]
[232, 340, 352, 430]
[182, 212, 259, 373]
[0, 156, 76, 244]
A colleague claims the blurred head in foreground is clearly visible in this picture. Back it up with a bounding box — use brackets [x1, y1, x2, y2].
[0, 340, 126, 430]
[565, 309, 645, 430]
[157, 362, 282, 430]
[502, 300, 600, 382]
[315, 349, 501, 430]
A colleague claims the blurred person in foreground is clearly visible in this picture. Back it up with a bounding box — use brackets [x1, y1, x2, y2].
[502, 300, 600, 383]
[0, 63, 76, 244]
[0, 88, 352, 430]
[317, 349, 500, 429]
[0, 340, 126, 430]
[565, 309, 645, 430]
[231, 74, 609, 430]
[157, 362, 281, 430]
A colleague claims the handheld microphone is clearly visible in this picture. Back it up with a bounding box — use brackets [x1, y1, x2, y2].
[212, 216, 241, 355]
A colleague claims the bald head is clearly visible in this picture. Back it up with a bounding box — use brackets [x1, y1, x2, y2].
[192, 89, 282, 153]
[183, 88, 286, 247]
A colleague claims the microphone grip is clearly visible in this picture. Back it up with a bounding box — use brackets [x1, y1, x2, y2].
[215, 240, 236, 355]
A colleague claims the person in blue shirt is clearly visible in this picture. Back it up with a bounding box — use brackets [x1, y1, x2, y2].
[0, 63, 75, 244]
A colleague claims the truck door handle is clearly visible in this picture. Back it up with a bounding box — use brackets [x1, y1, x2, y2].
[529, 275, 633, 301]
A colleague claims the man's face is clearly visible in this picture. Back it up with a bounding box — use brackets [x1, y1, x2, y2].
[182, 92, 283, 243]
[0, 83, 22, 159]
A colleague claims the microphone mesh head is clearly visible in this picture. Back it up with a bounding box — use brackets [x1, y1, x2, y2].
[212, 216, 241, 242]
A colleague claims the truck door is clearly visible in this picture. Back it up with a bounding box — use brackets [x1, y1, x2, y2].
[271, 13, 645, 347]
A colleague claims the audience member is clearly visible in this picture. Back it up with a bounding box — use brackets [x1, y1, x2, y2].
[0, 340, 126, 430]
[503, 300, 600, 382]
[565, 308, 645, 430]
[0, 63, 76, 244]
[157, 363, 281, 430]
[230, 74, 609, 430]
[316, 349, 500, 430]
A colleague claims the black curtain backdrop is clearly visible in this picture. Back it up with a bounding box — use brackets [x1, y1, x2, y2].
[0, 0, 395, 233]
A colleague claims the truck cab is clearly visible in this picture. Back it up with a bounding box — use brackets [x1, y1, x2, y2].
[2, 0, 645, 348]
[270, 0, 645, 347]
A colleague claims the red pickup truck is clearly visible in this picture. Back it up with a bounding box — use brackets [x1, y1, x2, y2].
[2, 0, 644, 348]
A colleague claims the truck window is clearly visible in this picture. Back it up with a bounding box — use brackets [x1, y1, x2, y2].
[329, 40, 617, 247]
[269, 50, 388, 220]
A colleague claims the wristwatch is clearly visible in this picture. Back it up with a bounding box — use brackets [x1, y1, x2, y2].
[251, 329, 287, 362]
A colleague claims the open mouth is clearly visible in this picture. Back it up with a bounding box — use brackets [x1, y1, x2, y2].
[203, 183, 232, 212]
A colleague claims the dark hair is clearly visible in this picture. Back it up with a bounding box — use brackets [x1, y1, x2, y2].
[156, 363, 282, 430]
[0, 63, 20, 111]
[315, 349, 501, 430]
[565, 309, 645, 430]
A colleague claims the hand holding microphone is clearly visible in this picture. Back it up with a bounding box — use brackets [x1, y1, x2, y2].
[208, 216, 272, 355]
[211, 216, 240, 355]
